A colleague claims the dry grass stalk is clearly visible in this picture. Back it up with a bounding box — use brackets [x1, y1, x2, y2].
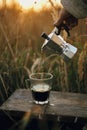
[78, 43, 87, 79]
[24, 66, 31, 77]
[0, 74, 8, 98]
[0, 89, 5, 101]
[24, 52, 30, 67]
[63, 62, 69, 91]
[48, 0, 61, 22]
[0, 22, 16, 64]
[78, 43, 87, 82]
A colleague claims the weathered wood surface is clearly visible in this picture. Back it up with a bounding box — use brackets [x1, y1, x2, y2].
[0, 89, 87, 121]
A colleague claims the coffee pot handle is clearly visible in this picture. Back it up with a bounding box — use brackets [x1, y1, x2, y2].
[41, 32, 50, 40]
[55, 23, 70, 37]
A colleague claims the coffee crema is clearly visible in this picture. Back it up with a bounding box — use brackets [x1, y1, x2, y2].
[31, 83, 51, 103]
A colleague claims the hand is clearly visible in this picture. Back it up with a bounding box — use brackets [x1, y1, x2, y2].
[54, 8, 78, 30]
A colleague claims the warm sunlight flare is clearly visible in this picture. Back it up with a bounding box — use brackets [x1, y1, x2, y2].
[18, 0, 51, 11]
[0, 0, 61, 11]
[18, 0, 61, 11]
[18, 0, 35, 9]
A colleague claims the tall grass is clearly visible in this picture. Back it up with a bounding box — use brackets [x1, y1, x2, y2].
[0, 2, 87, 105]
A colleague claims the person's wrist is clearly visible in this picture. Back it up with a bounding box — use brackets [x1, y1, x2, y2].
[54, 8, 71, 27]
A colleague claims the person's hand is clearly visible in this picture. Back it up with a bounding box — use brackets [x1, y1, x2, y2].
[54, 8, 78, 30]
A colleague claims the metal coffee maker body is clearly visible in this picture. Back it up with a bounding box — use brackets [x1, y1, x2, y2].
[41, 29, 77, 62]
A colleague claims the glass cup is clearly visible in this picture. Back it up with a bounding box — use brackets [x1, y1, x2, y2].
[28, 72, 53, 105]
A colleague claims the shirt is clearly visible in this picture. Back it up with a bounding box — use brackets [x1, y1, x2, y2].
[61, 0, 87, 18]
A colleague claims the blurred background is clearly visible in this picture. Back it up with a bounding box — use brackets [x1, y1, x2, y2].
[0, 0, 87, 105]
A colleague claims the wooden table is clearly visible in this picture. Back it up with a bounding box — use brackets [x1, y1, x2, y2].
[0, 89, 87, 130]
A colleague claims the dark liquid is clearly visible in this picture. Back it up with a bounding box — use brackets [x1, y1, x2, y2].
[32, 90, 50, 102]
[31, 84, 50, 102]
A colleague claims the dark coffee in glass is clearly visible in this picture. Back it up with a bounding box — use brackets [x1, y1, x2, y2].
[31, 83, 51, 104]
[29, 73, 53, 105]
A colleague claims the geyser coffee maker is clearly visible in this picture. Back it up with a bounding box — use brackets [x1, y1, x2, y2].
[41, 24, 77, 62]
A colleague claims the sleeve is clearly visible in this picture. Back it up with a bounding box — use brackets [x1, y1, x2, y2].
[61, 0, 87, 18]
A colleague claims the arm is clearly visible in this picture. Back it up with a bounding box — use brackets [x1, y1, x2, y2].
[61, 0, 87, 19]
[54, 0, 87, 30]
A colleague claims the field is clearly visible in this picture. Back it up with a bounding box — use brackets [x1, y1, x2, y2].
[0, 2, 87, 130]
[0, 2, 87, 105]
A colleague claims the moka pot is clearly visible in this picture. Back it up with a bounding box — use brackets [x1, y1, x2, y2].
[41, 27, 77, 62]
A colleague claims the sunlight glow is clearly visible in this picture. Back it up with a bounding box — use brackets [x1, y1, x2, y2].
[18, 0, 51, 11]
[0, 0, 61, 11]
[18, 0, 34, 9]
